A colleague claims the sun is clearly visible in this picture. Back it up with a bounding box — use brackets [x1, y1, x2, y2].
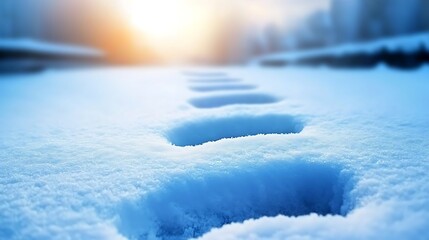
[120, 0, 195, 40]
[118, 0, 212, 61]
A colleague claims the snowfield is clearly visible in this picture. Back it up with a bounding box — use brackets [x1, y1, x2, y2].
[0, 66, 428, 240]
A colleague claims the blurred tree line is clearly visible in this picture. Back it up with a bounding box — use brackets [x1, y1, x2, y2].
[214, 0, 429, 63]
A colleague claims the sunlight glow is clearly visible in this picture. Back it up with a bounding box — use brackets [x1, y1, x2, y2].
[118, 0, 212, 62]
[120, 0, 188, 39]
[117, 0, 329, 63]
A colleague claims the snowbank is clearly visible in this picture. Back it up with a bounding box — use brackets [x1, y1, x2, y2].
[253, 33, 429, 68]
[0, 39, 104, 58]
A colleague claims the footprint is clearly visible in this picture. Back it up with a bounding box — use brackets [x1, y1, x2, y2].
[188, 78, 242, 84]
[188, 93, 280, 109]
[166, 114, 304, 146]
[117, 160, 353, 240]
[189, 84, 257, 92]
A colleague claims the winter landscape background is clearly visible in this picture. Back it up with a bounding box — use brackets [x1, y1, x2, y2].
[2, 0, 429, 64]
[1, 0, 429, 240]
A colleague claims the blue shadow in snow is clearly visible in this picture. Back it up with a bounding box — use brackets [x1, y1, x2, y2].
[189, 93, 280, 109]
[117, 160, 354, 240]
[189, 84, 257, 92]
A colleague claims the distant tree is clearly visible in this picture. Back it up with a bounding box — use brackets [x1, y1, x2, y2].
[359, 0, 386, 40]
[0, 1, 13, 37]
[384, 0, 420, 35]
[331, 0, 363, 43]
[419, 0, 429, 31]
[264, 24, 283, 53]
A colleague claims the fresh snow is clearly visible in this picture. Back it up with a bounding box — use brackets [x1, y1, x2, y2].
[0, 66, 428, 240]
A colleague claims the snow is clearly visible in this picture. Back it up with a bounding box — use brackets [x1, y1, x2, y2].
[0, 39, 104, 57]
[252, 33, 429, 64]
[0, 66, 429, 240]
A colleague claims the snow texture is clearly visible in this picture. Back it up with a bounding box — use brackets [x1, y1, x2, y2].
[1, 66, 429, 240]
[118, 160, 351, 239]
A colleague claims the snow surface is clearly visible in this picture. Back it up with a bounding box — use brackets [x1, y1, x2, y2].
[0, 66, 429, 240]
[252, 33, 429, 64]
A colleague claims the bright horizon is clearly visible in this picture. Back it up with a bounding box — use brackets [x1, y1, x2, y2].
[117, 0, 330, 63]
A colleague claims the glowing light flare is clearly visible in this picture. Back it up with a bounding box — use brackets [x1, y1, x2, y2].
[118, 0, 212, 61]
[122, 0, 182, 38]
[117, 0, 296, 62]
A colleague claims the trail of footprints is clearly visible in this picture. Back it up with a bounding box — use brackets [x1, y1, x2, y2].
[187, 75, 280, 109]
[169, 71, 296, 145]
[117, 71, 354, 240]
